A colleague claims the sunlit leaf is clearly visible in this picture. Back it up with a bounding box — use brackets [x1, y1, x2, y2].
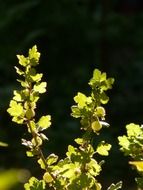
[24, 177, 45, 190]
[126, 123, 142, 137]
[34, 82, 47, 93]
[96, 142, 111, 156]
[37, 115, 51, 130]
[7, 100, 24, 117]
[46, 154, 58, 166]
[28, 45, 40, 66]
[129, 161, 143, 172]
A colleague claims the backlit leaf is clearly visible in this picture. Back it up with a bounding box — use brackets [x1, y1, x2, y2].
[24, 177, 45, 190]
[17, 55, 28, 67]
[7, 100, 23, 117]
[28, 45, 40, 66]
[38, 115, 51, 130]
[129, 161, 143, 172]
[46, 154, 58, 166]
[34, 82, 47, 93]
[96, 142, 111, 156]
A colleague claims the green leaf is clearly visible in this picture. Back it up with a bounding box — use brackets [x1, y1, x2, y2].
[46, 154, 58, 166]
[17, 55, 28, 67]
[118, 136, 130, 150]
[126, 123, 142, 137]
[7, 100, 24, 117]
[28, 45, 40, 66]
[129, 161, 143, 172]
[71, 106, 81, 118]
[34, 82, 47, 93]
[13, 90, 23, 101]
[74, 92, 91, 109]
[88, 159, 101, 176]
[38, 158, 46, 169]
[28, 68, 43, 82]
[96, 141, 111, 156]
[12, 116, 24, 124]
[74, 138, 84, 145]
[37, 115, 51, 130]
[24, 177, 46, 190]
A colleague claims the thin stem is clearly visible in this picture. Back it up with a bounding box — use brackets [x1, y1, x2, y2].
[27, 120, 48, 170]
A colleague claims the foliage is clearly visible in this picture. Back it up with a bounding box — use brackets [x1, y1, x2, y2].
[118, 123, 143, 189]
[7, 46, 122, 190]
[1, 2, 143, 187]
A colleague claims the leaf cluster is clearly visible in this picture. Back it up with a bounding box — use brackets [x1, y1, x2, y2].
[7, 46, 122, 190]
[118, 123, 143, 189]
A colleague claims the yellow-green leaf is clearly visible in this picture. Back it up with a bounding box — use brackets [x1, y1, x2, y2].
[34, 82, 47, 93]
[38, 115, 51, 130]
[29, 45, 40, 66]
[129, 161, 143, 172]
[7, 100, 23, 117]
[96, 142, 111, 156]
[17, 55, 28, 67]
[74, 92, 88, 109]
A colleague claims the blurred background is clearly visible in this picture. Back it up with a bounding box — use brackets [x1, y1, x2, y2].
[0, 0, 143, 189]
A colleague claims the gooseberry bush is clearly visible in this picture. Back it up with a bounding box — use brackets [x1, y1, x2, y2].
[118, 123, 143, 189]
[6, 45, 142, 190]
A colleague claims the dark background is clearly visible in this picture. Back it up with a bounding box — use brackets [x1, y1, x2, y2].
[0, 0, 143, 189]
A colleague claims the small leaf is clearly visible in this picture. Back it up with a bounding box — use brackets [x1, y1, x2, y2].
[13, 90, 23, 102]
[74, 92, 88, 109]
[129, 161, 143, 172]
[118, 136, 130, 150]
[34, 82, 47, 93]
[71, 106, 81, 118]
[24, 177, 45, 190]
[7, 100, 24, 117]
[37, 115, 51, 130]
[126, 123, 142, 137]
[17, 55, 28, 67]
[38, 158, 46, 169]
[46, 154, 58, 166]
[96, 141, 111, 156]
[74, 138, 84, 145]
[29, 45, 40, 66]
